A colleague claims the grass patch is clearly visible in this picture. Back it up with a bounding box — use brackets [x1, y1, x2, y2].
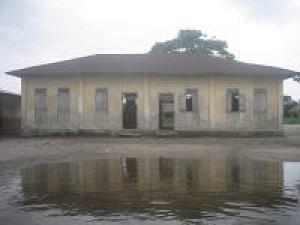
[285, 117, 300, 124]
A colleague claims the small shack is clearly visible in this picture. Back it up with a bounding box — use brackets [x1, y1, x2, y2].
[0, 90, 21, 134]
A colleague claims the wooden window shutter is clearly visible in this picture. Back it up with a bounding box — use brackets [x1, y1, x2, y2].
[226, 90, 232, 113]
[57, 88, 70, 122]
[35, 89, 47, 110]
[179, 93, 186, 111]
[34, 88, 47, 123]
[191, 89, 199, 112]
[103, 90, 108, 111]
[239, 94, 246, 112]
[261, 91, 267, 112]
[254, 91, 259, 113]
[254, 89, 267, 113]
[95, 89, 108, 112]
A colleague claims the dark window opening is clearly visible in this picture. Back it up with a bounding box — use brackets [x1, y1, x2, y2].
[231, 91, 240, 112]
[122, 93, 137, 129]
[159, 93, 174, 130]
[185, 93, 193, 111]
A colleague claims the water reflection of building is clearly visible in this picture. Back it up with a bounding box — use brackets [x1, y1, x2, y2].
[20, 155, 283, 218]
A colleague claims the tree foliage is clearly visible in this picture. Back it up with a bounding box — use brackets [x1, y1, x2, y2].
[284, 97, 299, 118]
[150, 30, 235, 60]
[294, 74, 300, 83]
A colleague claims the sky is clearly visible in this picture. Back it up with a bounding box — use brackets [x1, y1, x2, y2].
[0, 0, 299, 99]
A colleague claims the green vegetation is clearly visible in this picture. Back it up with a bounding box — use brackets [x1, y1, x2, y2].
[284, 95, 300, 124]
[285, 116, 300, 124]
[149, 29, 235, 60]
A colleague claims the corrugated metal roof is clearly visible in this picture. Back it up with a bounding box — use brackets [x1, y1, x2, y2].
[6, 53, 299, 78]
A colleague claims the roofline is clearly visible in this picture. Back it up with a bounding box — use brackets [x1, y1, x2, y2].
[6, 53, 300, 79]
[6, 70, 297, 79]
[6, 71, 19, 77]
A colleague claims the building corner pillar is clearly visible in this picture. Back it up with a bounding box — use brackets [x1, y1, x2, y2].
[21, 77, 28, 133]
[278, 78, 284, 130]
[143, 74, 150, 130]
[209, 75, 216, 129]
[78, 75, 84, 130]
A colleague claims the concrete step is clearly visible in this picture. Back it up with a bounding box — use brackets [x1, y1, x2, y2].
[117, 131, 142, 138]
[156, 130, 178, 137]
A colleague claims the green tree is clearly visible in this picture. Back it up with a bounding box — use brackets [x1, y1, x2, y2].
[294, 75, 300, 83]
[150, 30, 235, 60]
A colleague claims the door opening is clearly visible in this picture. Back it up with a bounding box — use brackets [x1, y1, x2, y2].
[122, 93, 137, 129]
[159, 93, 174, 130]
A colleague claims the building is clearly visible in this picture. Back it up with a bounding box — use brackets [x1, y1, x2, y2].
[7, 54, 299, 135]
[0, 90, 21, 134]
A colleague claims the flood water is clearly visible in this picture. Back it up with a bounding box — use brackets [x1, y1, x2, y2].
[1, 153, 300, 225]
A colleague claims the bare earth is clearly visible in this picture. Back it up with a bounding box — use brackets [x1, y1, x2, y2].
[0, 125, 300, 170]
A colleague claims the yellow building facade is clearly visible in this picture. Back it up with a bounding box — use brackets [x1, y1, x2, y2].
[20, 74, 283, 134]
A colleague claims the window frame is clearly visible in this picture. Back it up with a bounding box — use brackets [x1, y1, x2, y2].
[34, 88, 48, 123]
[227, 89, 246, 113]
[184, 88, 198, 112]
[254, 88, 267, 113]
[57, 88, 70, 123]
[231, 90, 240, 112]
[95, 88, 108, 113]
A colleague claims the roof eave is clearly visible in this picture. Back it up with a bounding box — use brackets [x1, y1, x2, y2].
[282, 71, 300, 80]
[6, 71, 21, 77]
[6, 69, 299, 79]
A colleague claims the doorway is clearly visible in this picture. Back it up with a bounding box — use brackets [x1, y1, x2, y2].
[159, 93, 174, 129]
[122, 93, 137, 129]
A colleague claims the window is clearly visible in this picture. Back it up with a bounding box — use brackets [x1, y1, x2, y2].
[185, 92, 193, 111]
[227, 89, 246, 113]
[57, 88, 70, 123]
[34, 88, 47, 123]
[254, 89, 267, 113]
[231, 90, 240, 112]
[95, 88, 108, 112]
[180, 89, 198, 112]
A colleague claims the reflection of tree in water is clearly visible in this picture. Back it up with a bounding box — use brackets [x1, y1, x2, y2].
[20, 154, 286, 221]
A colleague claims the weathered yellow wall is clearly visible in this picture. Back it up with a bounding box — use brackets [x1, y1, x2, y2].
[22, 73, 283, 133]
[22, 75, 81, 130]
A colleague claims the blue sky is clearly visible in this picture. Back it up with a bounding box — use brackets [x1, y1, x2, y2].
[0, 0, 299, 99]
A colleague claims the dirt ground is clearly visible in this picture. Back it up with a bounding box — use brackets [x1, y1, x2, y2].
[0, 125, 299, 170]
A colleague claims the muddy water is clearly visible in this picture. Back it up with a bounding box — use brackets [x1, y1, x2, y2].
[0, 153, 300, 225]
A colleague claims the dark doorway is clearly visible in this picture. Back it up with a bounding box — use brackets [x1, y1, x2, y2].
[122, 93, 137, 129]
[159, 93, 174, 130]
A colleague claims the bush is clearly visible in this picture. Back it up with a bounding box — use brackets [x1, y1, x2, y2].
[285, 116, 300, 124]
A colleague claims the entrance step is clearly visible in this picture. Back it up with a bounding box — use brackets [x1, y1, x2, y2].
[156, 130, 178, 137]
[117, 131, 142, 138]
